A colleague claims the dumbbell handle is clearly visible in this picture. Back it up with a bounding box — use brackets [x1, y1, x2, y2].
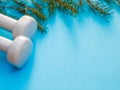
[0, 14, 17, 32]
[0, 36, 12, 52]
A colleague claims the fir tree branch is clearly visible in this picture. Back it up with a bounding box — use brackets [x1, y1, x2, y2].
[42, 0, 57, 17]
[13, 0, 47, 32]
[0, 0, 118, 33]
[87, 0, 112, 16]
[57, 0, 78, 14]
[42, 0, 79, 16]
[27, 7, 47, 21]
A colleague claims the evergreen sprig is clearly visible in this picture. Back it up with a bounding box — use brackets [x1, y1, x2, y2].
[0, 0, 119, 32]
[87, 0, 112, 15]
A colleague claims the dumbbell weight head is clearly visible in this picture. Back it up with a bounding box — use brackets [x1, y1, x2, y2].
[13, 15, 37, 39]
[0, 36, 33, 68]
[7, 36, 33, 68]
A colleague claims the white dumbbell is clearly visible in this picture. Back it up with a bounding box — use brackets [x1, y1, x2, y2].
[0, 36, 33, 68]
[0, 14, 37, 39]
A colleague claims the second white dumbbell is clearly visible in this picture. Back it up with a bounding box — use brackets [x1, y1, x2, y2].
[0, 14, 37, 39]
[0, 36, 33, 68]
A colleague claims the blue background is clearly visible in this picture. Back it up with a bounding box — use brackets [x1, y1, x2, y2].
[1, 11, 120, 90]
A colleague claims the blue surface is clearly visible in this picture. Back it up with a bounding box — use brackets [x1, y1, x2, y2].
[1, 12, 120, 90]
